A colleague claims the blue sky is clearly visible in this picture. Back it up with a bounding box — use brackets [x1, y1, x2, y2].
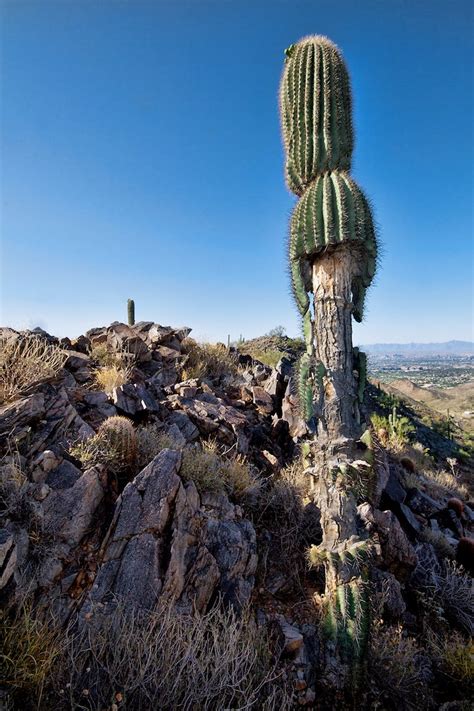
[1, 0, 473, 343]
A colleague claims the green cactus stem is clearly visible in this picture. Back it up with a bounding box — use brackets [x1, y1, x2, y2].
[280, 35, 353, 194]
[127, 299, 135, 327]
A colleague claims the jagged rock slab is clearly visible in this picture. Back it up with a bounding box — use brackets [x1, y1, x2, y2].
[85, 449, 257, 615]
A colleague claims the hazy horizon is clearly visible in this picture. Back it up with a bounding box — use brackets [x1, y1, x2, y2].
[1, 0, 473, 343]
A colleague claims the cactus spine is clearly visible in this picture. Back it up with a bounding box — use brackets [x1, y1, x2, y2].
[127, 299, 135, 327]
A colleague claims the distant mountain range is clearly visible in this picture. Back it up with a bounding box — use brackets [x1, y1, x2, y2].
[359, 341, 474, 356]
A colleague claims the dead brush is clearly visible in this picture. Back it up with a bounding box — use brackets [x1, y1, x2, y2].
[368, 621, 432, 710]
[0, 602, 61, 709]
[428, 629, 474, 692]
[54, 601, 294, 710]
[181, 338, 238, 380]
[94, 362, 132, 395]
[180, 440, 260, 499]
[252, 460, 318, 591]
[136, 424, 178, 468]
[0, 335, 67, 404]
[0, 445, 28, 515]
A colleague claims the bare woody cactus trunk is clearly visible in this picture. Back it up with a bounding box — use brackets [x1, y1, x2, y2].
[279, 36, 379, 688]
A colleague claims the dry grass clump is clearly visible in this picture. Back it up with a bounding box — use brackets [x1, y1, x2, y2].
[136, 424, 179, 468]
[94, 363, 131, 395]
[252, 460, 319, 590]
[420, 529, 455, 560]
[180, 441, 259, 499]
[0, 446, 28, 515]
[54, 602, 293, 710]
[414, 557, 474, 636]
[403, 465, 468, 501]
[394, 441, 469, 500]
[243, 349, 285, 369]
[429, 631, 474, 690]
[369, 621, 432, 710]
[0, 336, 67, 404]
[0, 603, 61, 708]
[181, 338, 238, 380]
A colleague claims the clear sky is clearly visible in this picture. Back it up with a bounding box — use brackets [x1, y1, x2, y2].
[1, 0, 473, 344]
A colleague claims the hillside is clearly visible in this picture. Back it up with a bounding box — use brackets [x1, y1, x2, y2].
[0, 322, 473, 710]
[386, 378, 474, 429]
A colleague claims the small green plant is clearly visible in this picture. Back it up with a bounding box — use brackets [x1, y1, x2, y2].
[388, 406, 415, 444]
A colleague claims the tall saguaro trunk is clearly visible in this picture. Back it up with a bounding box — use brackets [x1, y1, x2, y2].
[279, 36, 379, 690]
[312, 246, 362, 442]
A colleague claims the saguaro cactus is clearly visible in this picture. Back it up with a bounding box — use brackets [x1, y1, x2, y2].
[280, 36, 379, 688]
[281, 36, 377, 439]
[127, 299, 135, 327]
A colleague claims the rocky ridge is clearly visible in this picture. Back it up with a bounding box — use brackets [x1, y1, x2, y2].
[0, 321, 473, 709]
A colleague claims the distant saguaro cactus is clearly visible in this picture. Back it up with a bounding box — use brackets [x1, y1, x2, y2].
[127, 299, 135, 327]
[279, 36, 380, 687]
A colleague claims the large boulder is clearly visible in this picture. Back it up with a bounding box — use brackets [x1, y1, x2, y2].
[85, 449, 257, 615]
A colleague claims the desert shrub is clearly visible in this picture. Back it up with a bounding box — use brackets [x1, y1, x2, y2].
[371, 412, 389, 432]
[414, 468, 468, 500]
[244, 349, 285, 369]
[369, 621, 432, 710]
[181, 338, 238, 380]
[0, 446, 28, 516]
[94, 363, 131, 394]
[0, 603, 61, 708]
[252, 460, 319, 590]
[54, 602, 293, 710]
[136, 424, 178, 468]
[180, 442, 259, 499]
[414, 557, 474, 636]
[0, 336, 67, 404]
[420, 529, 455, 560]
[429, 630, 474, 692]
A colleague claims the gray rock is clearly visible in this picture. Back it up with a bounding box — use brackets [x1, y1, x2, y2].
[405, 488, 441, 518]
[112, 383, 158, 416]
[64, 351, 91, 371]
[382, 469, 407, 505]
[42, 467, 104, 546]
[252, 386, 274, 415]
[398, 502, 423, 537]
[167, 411, 199, 442]
[46, 460, 82, 490]
[275, 615, 304, 654]
[0, 392, 45, 443]
[86, 449, 257, 615]
[358, 503, 417, 579]
[106, 323, 149, 361]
